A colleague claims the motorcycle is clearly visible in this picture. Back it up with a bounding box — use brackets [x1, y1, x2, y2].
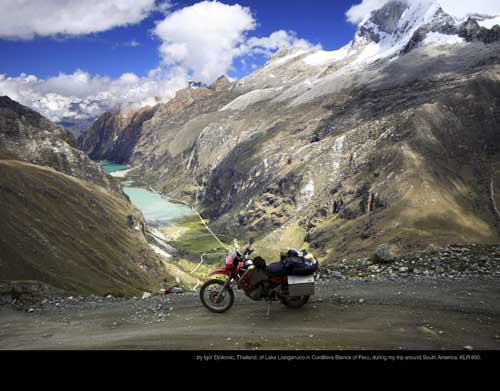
[199, 241, 316, 314]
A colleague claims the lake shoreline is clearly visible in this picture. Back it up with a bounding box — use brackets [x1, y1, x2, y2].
[99, 160, 195, 226]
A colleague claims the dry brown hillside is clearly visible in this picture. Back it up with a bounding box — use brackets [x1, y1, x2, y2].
[0, 160, 169, 296]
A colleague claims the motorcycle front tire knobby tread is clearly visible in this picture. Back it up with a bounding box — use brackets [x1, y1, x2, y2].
[200, 279, 235, 314]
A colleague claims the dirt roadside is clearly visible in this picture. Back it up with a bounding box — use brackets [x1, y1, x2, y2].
[0, 276, 499, 350]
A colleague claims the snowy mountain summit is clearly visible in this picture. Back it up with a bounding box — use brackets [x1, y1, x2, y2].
[351, 0, 458, 61]
[236, 0, 500, 108]
[300, 0, 500, 68]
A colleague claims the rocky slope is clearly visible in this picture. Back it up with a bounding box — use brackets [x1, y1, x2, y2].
[77, 1, 500, 261]
[0, 160, 169, 296]
[77, 82, 221, 163]
[0, 96, 124, 197]
[318, 244, 500, 283]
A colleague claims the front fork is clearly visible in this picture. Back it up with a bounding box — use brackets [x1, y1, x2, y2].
[214, 276, 233, 303]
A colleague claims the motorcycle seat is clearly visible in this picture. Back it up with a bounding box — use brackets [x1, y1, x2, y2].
[264, 264, 287, 277]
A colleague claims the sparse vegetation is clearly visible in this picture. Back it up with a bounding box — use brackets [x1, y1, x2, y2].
[0, 160, 170, 296]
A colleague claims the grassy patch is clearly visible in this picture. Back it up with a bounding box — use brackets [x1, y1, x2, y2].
[158, 215, 234, 259]
[176, 256, 226, 282]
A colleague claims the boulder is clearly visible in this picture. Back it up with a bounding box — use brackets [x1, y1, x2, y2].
[372, 244, 395, 264]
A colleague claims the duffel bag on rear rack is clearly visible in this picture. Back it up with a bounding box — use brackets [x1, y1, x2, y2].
[281, 249, 319, 276]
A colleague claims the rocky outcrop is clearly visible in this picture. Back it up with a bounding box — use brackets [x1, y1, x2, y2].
[318, 245, 500, 283]
[0, 280, 65, 301]
[405, 14, 500, 53]
[459, 18, 500, 43]
[77, 105, 159, 163]
[353, 0, 409, 45]
[77, 83, 218, 163]
[210, 75, 232, 92]
[0, 96, 125, 198]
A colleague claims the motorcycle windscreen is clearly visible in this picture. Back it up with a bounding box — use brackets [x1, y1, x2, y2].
[226, 251, 237, 268]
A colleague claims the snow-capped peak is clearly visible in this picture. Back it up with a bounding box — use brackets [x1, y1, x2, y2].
[349, 0, 456, 63]
[267, 0, 498, 73]
[301, 0, 465, 68]
[476, 15, 500, 29]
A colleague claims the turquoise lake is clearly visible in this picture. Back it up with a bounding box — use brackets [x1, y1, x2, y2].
[123, 187, 194, 226]
[100, 161, 194, 225]
[101, 161, 129, 175]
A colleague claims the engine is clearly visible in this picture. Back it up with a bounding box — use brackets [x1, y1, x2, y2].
[245, 282, 271, 301]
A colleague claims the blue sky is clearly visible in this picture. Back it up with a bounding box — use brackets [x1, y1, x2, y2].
[0, 0, 359, 80]
[1, 0, 500, 123]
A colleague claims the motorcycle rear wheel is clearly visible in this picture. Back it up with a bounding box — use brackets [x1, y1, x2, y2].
[280, 295, 310, 309]
[200, 279, 235, 314]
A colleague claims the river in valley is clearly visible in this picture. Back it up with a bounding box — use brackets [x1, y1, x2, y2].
[101, 161, 194, 226]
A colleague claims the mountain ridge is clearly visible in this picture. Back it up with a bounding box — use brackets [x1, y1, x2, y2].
[0, 95, 126, 198]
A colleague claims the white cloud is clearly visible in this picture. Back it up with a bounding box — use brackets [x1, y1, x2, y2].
[243, 30, 319, 56]
[0, 69, 187, 122]
[154, 1, 256, 83]
[154, 1, 315, 84]
[0, 0, 171, 40]
[346, 0, 395, 24]
[346, 0, 500, 24]
[0, 1, 316, 122]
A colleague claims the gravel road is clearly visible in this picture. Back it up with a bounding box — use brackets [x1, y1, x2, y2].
[1, 276, 499, 350]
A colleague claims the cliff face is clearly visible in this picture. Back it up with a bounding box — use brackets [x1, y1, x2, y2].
[0, 96, 125, 198]
[0, 160, 168, 296]
[75, 3, 500, 261]
[77, 84, 217, 164]
[77, 105, 158, 164]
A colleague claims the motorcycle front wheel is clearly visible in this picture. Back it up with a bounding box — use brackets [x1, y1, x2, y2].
[200, 279, 235, 314]
[280, 295, 310, 309]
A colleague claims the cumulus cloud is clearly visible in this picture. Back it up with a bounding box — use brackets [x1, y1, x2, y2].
[154, 1, 315, 83]
[0, 1, 316, 122]
[346, 0, 394, 24]
[0, 0, 171, 40]
[0, 69, 187, 122]
[346, 0, 500, 24]
[154, 1, 256, 83]
[243, 30, 319, 56]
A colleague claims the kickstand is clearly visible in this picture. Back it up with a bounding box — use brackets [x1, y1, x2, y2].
[266, 300, 272, 318]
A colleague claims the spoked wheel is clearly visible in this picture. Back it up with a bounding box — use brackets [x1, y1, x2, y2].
[280, 295, 310, 309]
[200, 279, 235, 314]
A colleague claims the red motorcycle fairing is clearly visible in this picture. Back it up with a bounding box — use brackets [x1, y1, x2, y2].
[235, 261, 245, 274]
[269, 276, 288, 285]
[209, 261, 245, 277]
[208, 267, 231, 277]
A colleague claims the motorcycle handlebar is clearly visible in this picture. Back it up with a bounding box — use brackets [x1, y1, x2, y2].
[244, 248, 254, 257]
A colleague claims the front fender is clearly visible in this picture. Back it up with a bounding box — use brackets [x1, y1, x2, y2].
[209, 267, 231, 277]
